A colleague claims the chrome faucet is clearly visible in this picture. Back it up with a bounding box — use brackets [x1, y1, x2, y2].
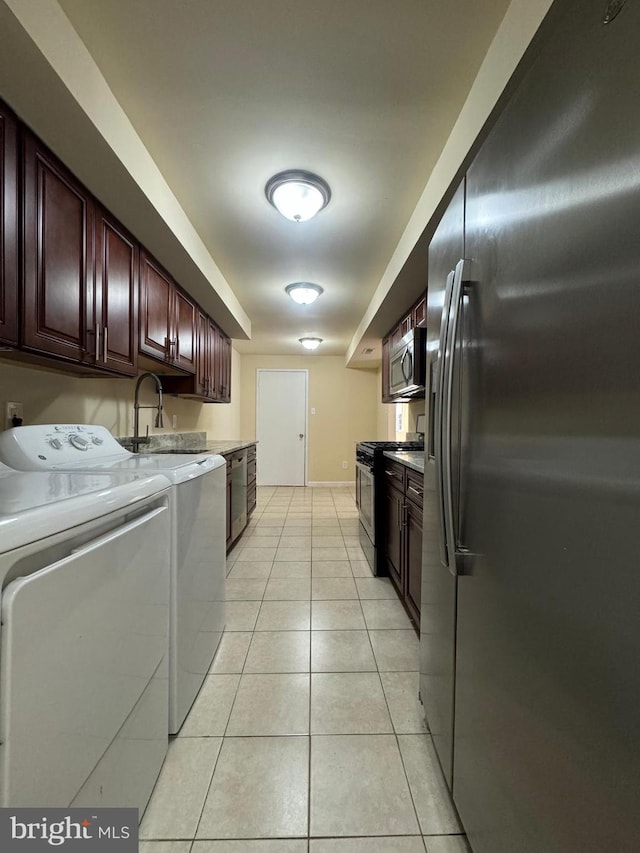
[132, 372, 164, 451]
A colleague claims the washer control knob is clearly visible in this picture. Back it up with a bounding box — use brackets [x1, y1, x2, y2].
[92, 436, 104, 445]
[49, 438, 63, 450]
[69, 434, 89, 451]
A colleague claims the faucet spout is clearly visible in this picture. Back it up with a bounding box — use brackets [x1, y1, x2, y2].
[132, 372, 164, 451]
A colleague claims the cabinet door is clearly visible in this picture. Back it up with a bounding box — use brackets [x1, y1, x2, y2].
[399, 313, 412, 337]
[207, 319, 220, 399]
[94, 207, 138, 376]
[383, 484, 404, 591]
[405, 497, 422, 624]
[0, 102, 18, 346]
[413, 293, 427, 328]
[216, 332, 231, 402]
[22, 133, 92, 363]
[390, 324, 403, 348]
[139, 249, 172, 362]
[173, 287, 196, 374]
[195, 311, 210, 396]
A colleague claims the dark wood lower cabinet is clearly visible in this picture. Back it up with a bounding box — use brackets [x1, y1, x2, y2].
[404, 495, 423, 624]
[383, 483, 404, 591]
[383, 460, 424, 628]
[247, 445, 257, 516]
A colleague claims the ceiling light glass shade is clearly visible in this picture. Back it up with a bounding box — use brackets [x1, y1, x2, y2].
[299, 337, 323, 350]
[285, 282, 324, 305]
[266, 170, 331, 222]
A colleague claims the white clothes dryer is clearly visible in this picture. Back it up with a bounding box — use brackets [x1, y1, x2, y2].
[0, 424, 227, 734]
[0, 462, 171, 813]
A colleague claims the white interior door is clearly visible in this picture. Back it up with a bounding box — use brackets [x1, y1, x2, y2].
[256, 369, 307, 486]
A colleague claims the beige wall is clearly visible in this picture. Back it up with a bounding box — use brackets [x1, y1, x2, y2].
[240, 355, 378, 483]
[375, 369, 426, 441]
[0, 347, 243, 440]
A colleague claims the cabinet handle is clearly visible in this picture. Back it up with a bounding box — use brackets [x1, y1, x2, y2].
[103, 325, 108, 362]
[407, 485, 424, 500]
[95, 323, 101, 361]
[386, 469, 400, 479]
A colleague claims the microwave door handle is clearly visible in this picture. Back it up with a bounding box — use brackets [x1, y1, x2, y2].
[400, 347, 412, 383]
[442, 258, 470, 577]
[435, 269, 456, 569]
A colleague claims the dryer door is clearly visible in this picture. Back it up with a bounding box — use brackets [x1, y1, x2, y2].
[0, 505, 170, 809]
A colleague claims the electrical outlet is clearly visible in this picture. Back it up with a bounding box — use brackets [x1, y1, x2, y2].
[172, 414, 178, 429]
[342, 461, 348, 469]
[5, 401, 23, 429]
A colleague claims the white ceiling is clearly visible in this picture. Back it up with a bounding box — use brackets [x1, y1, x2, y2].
[51, 1, 511, 357]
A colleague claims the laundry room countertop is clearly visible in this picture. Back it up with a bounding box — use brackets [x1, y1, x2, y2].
[117, 432, 256, 455]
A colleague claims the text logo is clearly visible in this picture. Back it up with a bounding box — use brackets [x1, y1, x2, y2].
[0, 809, 137, 851]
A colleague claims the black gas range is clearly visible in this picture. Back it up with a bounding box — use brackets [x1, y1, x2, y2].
[355, 440, 424, 575]
[356, 440, 424, 468]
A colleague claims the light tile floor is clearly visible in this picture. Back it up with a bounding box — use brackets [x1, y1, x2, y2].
[140, 486, 470, 853]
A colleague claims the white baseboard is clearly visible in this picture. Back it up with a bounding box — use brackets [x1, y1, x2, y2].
[306, 481, 355, 487]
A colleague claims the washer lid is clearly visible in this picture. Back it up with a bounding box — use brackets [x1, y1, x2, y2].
[0, 463, 169, 553]
[88, 452, 227, 484]
[0, 425, 225, 483]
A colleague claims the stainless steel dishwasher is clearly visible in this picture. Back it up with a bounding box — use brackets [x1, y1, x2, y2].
[230, 450, 247, 541]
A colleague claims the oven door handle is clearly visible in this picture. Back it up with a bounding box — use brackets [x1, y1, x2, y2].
[355, 460, 374, 477]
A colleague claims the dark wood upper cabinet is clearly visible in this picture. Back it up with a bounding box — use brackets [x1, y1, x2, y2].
[139, 249, 173, 363]
[174, 286, 196, 373]
[0, 102, 18, 347]
[139, 249, 196, 374]
[22, 132, 92, 363]
[413, 294, 427, 328]
[93, 206, 138, 376]
[216, 331, 231, 403]
[381, 289, 428, 403]
[162, 312, 232, 402]
[8, 116, 227, 385]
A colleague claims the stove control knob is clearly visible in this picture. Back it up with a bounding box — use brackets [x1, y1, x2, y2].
[69, 434, 89, 451]
[92, 436, 104, 445]
[48, 438, 63, 450]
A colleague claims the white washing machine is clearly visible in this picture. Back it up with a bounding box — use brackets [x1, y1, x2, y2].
[0, 424, 227, 734]
[0, 461, 171, 812]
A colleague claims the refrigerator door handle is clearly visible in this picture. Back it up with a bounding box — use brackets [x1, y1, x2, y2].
[442, 258, 470, 576]
[435, 269, 456, 569]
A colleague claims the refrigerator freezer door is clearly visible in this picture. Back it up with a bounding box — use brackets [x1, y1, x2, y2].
[419, 179, 465, 789]
[453, 0, 640, 850]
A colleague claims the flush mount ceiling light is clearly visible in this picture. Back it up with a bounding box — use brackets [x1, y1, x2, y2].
[299, 337, 323, 350]
[265, 170, 331, 222]
[285, 282, 324, 305]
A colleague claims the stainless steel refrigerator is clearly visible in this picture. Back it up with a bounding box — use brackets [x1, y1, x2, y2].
[419, 1, 640, 850]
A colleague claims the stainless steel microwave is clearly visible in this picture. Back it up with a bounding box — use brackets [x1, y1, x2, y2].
[389, 327, 427, 398]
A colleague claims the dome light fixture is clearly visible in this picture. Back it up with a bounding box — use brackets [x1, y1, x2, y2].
[285, 282, 324, 305]
[265, 170, 331, 222]
[299, 337, 323, 350]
